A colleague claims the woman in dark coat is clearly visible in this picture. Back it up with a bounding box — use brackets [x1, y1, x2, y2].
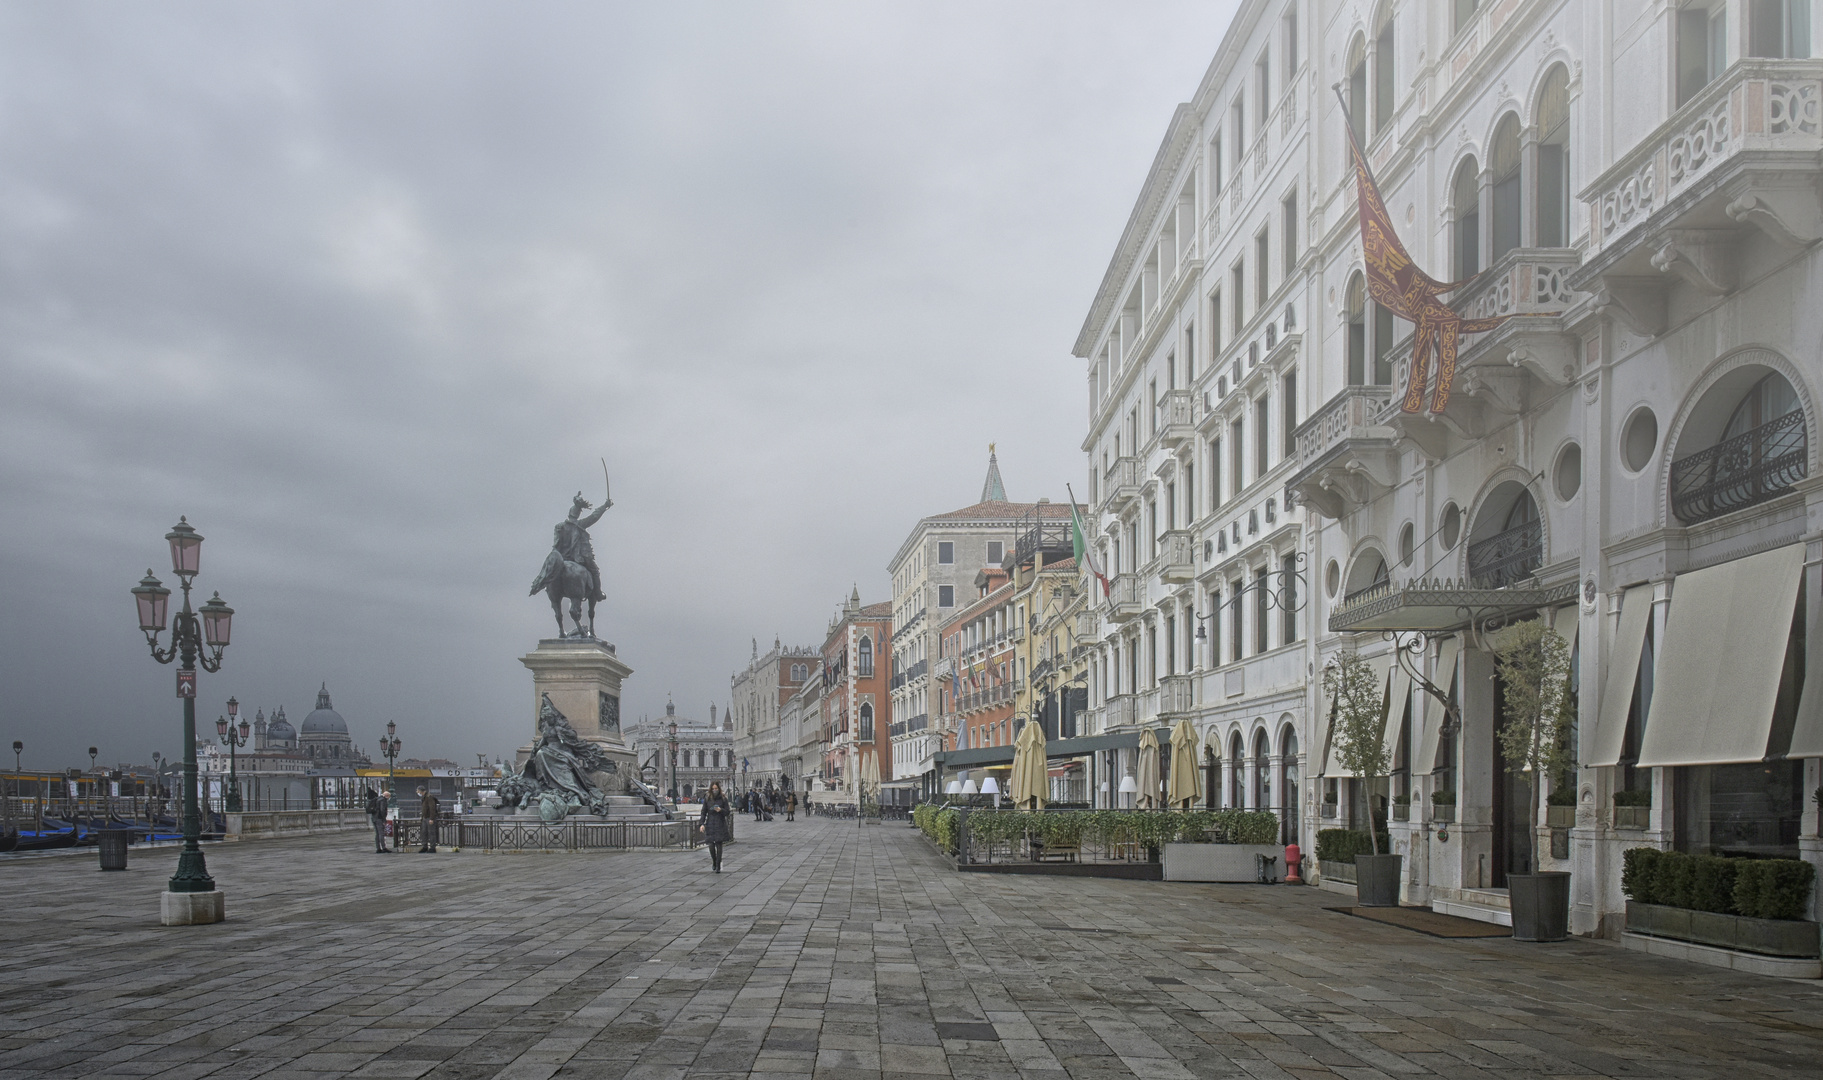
[701, 783, 732, 873]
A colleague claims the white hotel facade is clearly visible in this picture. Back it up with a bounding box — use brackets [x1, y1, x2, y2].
[1076, 0, 1822, 938]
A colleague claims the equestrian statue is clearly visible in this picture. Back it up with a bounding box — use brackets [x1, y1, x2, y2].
[530, 466, 611, 638]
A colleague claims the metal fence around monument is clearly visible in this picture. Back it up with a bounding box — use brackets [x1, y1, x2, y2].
[396, 817, 697, 852]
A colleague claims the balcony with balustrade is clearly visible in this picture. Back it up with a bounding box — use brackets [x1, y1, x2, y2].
[1157, 388, 1196, 450]
[1284, 386, 1399, 520]
[1466, 519, 1543, 590]
[1157, 674, 1194, 718]
[1105, 573, 1143, 623]
[1158, 530, 1195, 583]
[1101, 456, 1140, 515]
[1573, 59, 1823, 336]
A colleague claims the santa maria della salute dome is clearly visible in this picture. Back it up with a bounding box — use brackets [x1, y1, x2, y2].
[298, 682, 357, 763]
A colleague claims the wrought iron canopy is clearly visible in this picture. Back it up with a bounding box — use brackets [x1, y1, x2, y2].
[1327, 577, 1578, 633]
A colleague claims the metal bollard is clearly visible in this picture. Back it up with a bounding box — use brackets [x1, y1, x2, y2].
[1255, 852, 1279, 884]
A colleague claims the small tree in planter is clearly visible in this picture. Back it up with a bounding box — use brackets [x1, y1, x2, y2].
[1492, 617, 1575, 940]
[1322, 652, 1398, 905]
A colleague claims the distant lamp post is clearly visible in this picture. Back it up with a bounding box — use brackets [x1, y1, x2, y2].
[216, 697, 249, 812]
[667, 720, 679, 802]
[89, 746, 98, 772]
[380, 721, 402, 806]
[11, 740, 19, 772]
[131, 516, 235, 917]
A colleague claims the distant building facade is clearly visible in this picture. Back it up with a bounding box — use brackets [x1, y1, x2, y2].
[729, 636, 819, 793]
[626, 700, 735, 800]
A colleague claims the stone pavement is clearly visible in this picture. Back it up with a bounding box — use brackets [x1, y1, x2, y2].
[3, 817, 1823, 1080]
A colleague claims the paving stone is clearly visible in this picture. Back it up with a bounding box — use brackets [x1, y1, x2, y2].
[4, 819, 1823, 1078]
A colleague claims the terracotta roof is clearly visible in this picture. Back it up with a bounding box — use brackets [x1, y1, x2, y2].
[860, 601, 892, 618]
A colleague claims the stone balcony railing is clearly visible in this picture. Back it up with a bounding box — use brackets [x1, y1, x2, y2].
[1105, 694, 1139, 729]
[1075, 606, 1100, 643]
[1159, 388, 1196, 449]
[1106, 573, 1143, 623]
[1159, 530, 1195, 583]
[1157, 674, 1194, 717]
[1584, 59, 1823, 257]
[1101, 456, 1140, 514]
[1293, 385, 1395, 472]
[1449, 248, 1582, 321]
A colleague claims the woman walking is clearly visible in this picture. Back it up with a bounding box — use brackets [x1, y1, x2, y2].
[701, 782, 732, 873]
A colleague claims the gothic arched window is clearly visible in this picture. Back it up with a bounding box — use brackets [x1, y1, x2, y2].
[858, 636, 874, 677]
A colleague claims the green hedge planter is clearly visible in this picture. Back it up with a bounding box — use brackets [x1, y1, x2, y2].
[1627, 902, 1821, 959]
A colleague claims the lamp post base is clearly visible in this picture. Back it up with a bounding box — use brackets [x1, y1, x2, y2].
[160, 889, 225, 926]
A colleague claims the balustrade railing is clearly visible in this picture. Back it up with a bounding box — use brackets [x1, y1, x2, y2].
[1449, 248, 1582, 321]
[1670, 410, 1808, 524]
[1293, 386, 1394, 472]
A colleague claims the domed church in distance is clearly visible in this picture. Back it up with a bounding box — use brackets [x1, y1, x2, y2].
[299, 682, 356, 763]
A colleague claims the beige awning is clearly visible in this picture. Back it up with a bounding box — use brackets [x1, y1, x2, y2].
[1585, 584, 1653, 768]
[1415, 636, 1460, 774]
[1323, 652, 1393, 778]
[1787, 560, 1823, 757]
[1383, 662, 1413, 764]
[1636, 544, 1805, 768]
[1552, 604, 1580, 651]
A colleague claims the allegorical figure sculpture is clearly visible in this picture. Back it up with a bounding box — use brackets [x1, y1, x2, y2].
[499, 694, 618, 820]
[530, 471, 611, 638]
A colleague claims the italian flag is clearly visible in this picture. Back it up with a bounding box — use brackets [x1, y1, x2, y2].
[1067, 489, 1111, 598]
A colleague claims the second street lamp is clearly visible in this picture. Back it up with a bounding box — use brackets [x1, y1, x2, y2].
[380, 722, 402, 808]
[216, 697, 249, 813]
[131, 515, 234, 926]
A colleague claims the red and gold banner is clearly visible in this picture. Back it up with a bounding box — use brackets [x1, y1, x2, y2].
[1340, 96, 1512, 414]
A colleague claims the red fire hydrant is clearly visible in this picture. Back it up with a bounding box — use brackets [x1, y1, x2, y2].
[1284, 842, 1303, 885]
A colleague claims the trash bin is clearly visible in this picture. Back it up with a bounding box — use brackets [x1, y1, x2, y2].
[98, 828, 132, 871]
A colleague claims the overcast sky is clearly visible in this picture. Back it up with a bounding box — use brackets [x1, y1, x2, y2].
[0, 1, 1239, 771]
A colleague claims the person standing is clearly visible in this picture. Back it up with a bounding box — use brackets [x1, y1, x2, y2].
[785, 789, 796, 822]
[417, 785, 440, 854]
[366, 787, 390, 853]
[701, 782, 732, 873]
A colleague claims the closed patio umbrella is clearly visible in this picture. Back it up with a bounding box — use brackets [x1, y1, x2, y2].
[1010, 719, 1048, 809]
[1168, 718, 1200, 809]
[1135, 728, 1161, 809]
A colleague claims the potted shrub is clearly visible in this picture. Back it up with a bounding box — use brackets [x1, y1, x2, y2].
[1430, 789, 1456, 823]
[1323, 652, 1400, 906]
[1612, 788, 1651, 830]
[1546, 782, 1576, 829]
[1492, 618, 1575, 942]
[1391, 794, 1411, 822]
[1321, 790, 1339, 819]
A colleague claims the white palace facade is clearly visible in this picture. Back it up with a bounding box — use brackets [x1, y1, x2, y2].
[1075, 0, 1822, 935]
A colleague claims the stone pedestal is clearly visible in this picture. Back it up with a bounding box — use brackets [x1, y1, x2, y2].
[518, 638, 637, 784]
[160, 890, 225, 926]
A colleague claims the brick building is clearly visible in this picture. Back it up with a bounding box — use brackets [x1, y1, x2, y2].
[816, 588, 892, 803]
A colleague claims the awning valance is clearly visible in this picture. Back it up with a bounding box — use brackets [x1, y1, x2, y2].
[1416, 636, 1461, 774]
[1586, 584, 1653, 768]
[1635, 544, 1805, 768]
[1328, 579, 1580, 633]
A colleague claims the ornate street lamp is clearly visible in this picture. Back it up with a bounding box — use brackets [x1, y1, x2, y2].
[380, 721, 402, 807]
[216, 697, 249, 812]
[667, 720, 679, 803]
[131, 516, 234, 913]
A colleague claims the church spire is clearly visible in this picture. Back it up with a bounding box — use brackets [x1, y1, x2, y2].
[980, 443, 1007, 502]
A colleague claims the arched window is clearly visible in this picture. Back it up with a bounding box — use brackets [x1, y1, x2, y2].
[1453, 156, 1481, 277]
[1344, 550, 1390, 602]
[1346, 37, 1367, 145]
[1279, 725, 1301, 842]
[858, 636, 874, 677]
[1490, 114, 1522, 263]
[1345, 273, 1366, 385]
[1672, 370, 1808, 523]
[712, 750, 721, 768]
[1535, 66, 1571, 247]
[1467, 483, 1542, 587]
[859, 703, 874, 742]
[1252, 730, 1270, 810]
[1228, 732, 1245, 807]
[1373, 7, 1396, 132]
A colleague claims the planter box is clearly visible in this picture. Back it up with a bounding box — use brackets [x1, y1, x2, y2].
[1510, 872, 1570, 942]
[1546, 805, 1575, 828]
[1355, 853, 1402, 906]
[1391, 804, 1410, 822]
[1431, 805, 1455, 823]
[1162, 843, 1284, 882]
[1318, 858, 1356, 884]
[1626, 902, 1820, 958]
[1613, 806, 1650, 830]
[1321, 803, 1339, 820]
